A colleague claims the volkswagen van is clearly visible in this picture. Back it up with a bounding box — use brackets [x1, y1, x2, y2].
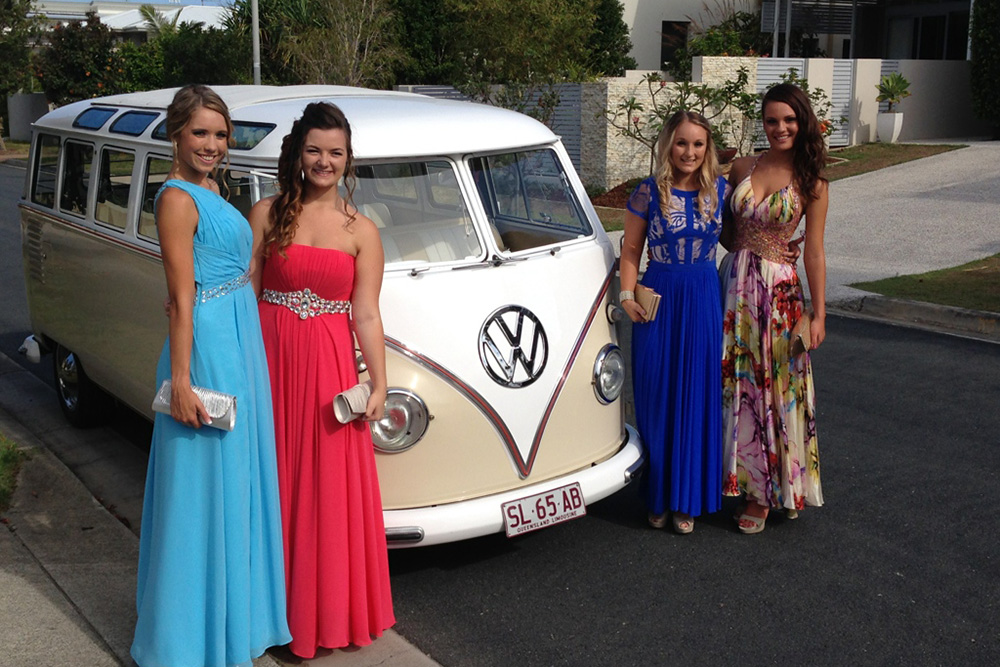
[18, 85, 644, 547]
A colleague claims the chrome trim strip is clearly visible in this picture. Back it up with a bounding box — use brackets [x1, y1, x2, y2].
[19, 203, 162, 260]
[383, 336, 524, 476]
[385, 527, 425, 544]
[526, 269, 615, 471]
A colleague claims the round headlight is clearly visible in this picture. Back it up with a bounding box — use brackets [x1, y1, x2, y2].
[593, 344, 625, 404]
[370, 389, 429, 454]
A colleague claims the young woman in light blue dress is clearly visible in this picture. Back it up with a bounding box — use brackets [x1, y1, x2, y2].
[131, 85, 290, 667]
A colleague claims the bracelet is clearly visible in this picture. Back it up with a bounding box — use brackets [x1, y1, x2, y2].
[619, 290, 635, 303]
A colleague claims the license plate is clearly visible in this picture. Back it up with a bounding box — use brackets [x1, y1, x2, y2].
[502, 482, 586, 537]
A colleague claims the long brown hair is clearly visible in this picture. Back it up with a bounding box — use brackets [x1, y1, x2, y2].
[653, 110, 720, 221]
[263, 102, 357, 258]
[762, 83, 827, 202]
[165, 84, 234, 179]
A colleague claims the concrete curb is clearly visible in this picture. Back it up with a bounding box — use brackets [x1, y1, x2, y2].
[829, 294, 1000, 343]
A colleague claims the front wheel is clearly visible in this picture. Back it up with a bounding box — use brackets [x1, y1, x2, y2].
[53, 344, 113, 427]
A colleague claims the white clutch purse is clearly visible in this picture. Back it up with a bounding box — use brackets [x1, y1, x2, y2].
[333, 380, 373, 424]
[151, 380, 237, 431]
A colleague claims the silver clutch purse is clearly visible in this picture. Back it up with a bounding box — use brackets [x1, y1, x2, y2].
[151, 380, 237, 431]
[333, 380, 372, 424]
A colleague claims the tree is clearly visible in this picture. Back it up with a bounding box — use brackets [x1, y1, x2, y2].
[391, 0, 459, 84]
[160, 23, 251, 87]
[585, 0, 635, 77]
[0, 0, 41, 97]
[449, 0, 596, 123]
[970, 0, 1000, 138]
[277, 0, 404, 87]
[33, 12, 124, 106]
[228, 0, 404, 87]
[117, 40, 164, 92]
[139, 3, 180, 39]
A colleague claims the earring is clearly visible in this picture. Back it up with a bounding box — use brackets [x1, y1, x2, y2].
[300, 170, 305, 181]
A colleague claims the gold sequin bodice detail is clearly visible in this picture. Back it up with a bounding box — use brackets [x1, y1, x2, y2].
[730, 159, 803, 264]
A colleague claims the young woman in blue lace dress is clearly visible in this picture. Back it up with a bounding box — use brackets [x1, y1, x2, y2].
[620, 111, 728, 535]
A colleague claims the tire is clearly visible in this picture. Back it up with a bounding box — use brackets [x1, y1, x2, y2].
[53, 344, 113, 427]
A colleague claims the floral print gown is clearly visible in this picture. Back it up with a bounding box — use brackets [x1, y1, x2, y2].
[719, 157, 823, 511]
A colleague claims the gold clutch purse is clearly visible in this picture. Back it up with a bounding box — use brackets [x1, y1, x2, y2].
[636, 284, 661, 322]
[333, 380, 373, 424]
[790, 313, 813, 357]
[151, 380, 237, 431]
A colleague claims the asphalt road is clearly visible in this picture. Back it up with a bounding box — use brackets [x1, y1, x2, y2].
[387, 315, 1000, 666]
[3, 158, 999, 666]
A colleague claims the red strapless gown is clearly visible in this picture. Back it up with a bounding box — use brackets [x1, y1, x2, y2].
[258, 244, 394, 657]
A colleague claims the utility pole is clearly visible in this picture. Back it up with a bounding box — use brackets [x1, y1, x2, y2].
[252, 0, 261, 85]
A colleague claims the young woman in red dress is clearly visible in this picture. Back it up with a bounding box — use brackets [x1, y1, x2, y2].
[249, 102, 394, 658]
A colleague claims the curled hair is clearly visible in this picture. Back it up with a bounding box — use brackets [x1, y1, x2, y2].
[653, 111, 720, 222]
[263, 102, 357, 259]
[762, 83, 827, 202]
[165, 84, 234, 180]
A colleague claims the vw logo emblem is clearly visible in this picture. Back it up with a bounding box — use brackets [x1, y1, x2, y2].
[479, 306, 548, 388]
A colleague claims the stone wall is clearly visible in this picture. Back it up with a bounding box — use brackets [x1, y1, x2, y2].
[580, 58, 759, 191]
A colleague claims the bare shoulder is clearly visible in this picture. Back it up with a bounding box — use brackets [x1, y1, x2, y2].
[351, 211, 381, 242]
[157, 186, 197, 216]
[248, 195, 276, 231]
[728, 156, 754, 185]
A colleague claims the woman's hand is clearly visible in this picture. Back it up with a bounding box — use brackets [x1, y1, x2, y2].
[363, 385, 387, 422]
[170, 380, 211, 428]
[784, 233, 804, 263]
[809, 313, 826, 350]
[622, 299, 648, 323]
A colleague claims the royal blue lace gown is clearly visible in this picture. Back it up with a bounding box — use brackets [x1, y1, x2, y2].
[131, 179, 291, 667]
[628, 176, 727, 518]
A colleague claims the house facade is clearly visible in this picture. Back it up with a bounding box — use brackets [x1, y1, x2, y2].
[620, 0, 977, 71]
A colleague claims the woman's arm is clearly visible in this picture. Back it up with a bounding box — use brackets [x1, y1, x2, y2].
[248, 197, 274, 297]
[719, 158, 750, 252]
[157, 187, 210, 428]
[802, 180, 829, 350]
[619, 209, 649, 323]
[351, 216, 388, 421]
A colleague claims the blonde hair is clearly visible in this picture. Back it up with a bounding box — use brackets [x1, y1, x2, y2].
[653, 111, 720, 222]
[165, 84, 234, 179]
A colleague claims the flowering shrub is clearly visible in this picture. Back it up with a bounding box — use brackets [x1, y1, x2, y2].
[32, 13, 124, 106]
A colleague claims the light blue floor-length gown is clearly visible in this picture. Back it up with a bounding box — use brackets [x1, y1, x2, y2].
[131, 179, 291, 667]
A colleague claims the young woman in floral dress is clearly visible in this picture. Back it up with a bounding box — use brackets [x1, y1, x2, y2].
[719, 83, 829, 534]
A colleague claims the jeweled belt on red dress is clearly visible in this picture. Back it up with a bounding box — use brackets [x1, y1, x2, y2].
[261, 288, 351, 319]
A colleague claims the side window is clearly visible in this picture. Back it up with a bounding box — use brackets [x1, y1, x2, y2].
[138, 157, 172, 242]
[354, 160, 482, 266]
[371, 163, 419, 201]
[469, 149, 592, 253]
[217, 168, 254, 216]
[95, 148, 134, 231]
[31, 134, 61, 208]
[59, 141, 94, 217]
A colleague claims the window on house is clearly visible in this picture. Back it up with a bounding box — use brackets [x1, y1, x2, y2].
[661, 21, 689, 72]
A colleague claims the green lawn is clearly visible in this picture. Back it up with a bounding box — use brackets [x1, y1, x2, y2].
[851, 254, 1000, 314]
[0, 434, 27, 514]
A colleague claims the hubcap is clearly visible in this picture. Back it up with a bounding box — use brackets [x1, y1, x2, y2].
[56, 349, 80, 411]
